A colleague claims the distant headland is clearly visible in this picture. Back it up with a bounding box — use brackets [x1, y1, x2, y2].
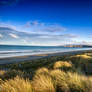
[63, 45, 92, 48]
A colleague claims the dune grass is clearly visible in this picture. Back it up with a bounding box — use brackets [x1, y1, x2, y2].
[31, 68, 92, 92]
[35, 67, 49, 75]
[53, 61, 72, 69]
[0, 51, 92, 92]
[50, 69, 69, 92]
[53, 61, 73, 72]
[32, 73, 56, 92]
[0, 76, 33, 92]
[70, 54, 92, 75]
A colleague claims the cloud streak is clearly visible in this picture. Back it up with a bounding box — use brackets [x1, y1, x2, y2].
[43, 25, 66, 32]
[25, 21, 45, 27]
[23, 21, 66, 33]
[0, 34, 3, 38]
[0, 21, 81, 46]
[9, 33, 19, 39]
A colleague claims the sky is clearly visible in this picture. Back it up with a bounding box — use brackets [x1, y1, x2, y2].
[0, 0, 92, 46]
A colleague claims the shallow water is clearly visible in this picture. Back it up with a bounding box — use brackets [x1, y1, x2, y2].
[0, 45, 92, 58]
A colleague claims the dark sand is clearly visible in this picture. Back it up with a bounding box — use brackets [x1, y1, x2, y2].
[0, 50, 90, 64]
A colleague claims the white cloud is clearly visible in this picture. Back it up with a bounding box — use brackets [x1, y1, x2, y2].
[24, 21, 31, 28]
[0, 34, 3, 38]
[9, 33, 19, 39]
[0, 20, 66, 33]
[0, 22, 17, 30]
[43, 25, 66, 32]
[31, 21, 39, 26]
[24, 21, 45, 28]
[80, 41, 92, 45]
[24, 21, 66, 33]
[21, 39, 29, 44]
[61, 34, 79, 38]
[0, 21, 82, 46]
[38, 34, 78, 39]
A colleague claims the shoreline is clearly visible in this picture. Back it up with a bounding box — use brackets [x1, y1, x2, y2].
[0, 49, 91, 64]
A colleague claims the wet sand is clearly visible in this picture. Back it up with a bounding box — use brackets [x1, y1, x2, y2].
[0, 50, 91, 64]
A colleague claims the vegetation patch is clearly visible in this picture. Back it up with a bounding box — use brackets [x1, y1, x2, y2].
[0, 51, 92, 92]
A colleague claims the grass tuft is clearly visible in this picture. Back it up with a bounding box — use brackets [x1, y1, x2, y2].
[0, 76, 33, 92]
[53, 61, 73, 71]
[35, 67, 49, 75]
[50, 69, 69, 92]
[32, 73, 56, 92]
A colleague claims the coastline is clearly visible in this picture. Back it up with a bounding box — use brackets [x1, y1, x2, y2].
[0, 49, 91, 64]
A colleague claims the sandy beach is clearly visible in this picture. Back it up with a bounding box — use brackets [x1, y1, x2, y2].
[0, 50, 90, 64]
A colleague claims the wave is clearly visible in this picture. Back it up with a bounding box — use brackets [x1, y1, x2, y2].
[0, 47, 92, 58]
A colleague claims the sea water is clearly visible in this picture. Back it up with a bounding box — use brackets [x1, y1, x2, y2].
[0, 45, 92, 58]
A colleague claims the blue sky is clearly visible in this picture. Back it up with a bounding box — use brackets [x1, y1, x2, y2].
[0, 0, 92, 46]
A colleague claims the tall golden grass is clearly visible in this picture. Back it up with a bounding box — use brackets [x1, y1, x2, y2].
[50, 69, 69, 92]
[70, 54, 92, 74]
[53, 61, 72, 69]
[35, 67, 49, 75]
[0, 53, 92, 92]
[32, 73, 56, 92]
[1, 68, 92, 92]
[0, 76, 33, 92]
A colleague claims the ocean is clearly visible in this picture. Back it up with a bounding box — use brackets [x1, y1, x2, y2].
[0, 45, 92, 58]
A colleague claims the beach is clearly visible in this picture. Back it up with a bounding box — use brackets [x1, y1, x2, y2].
[0, 49, 92, 92]
[0, 49, 91, 64]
